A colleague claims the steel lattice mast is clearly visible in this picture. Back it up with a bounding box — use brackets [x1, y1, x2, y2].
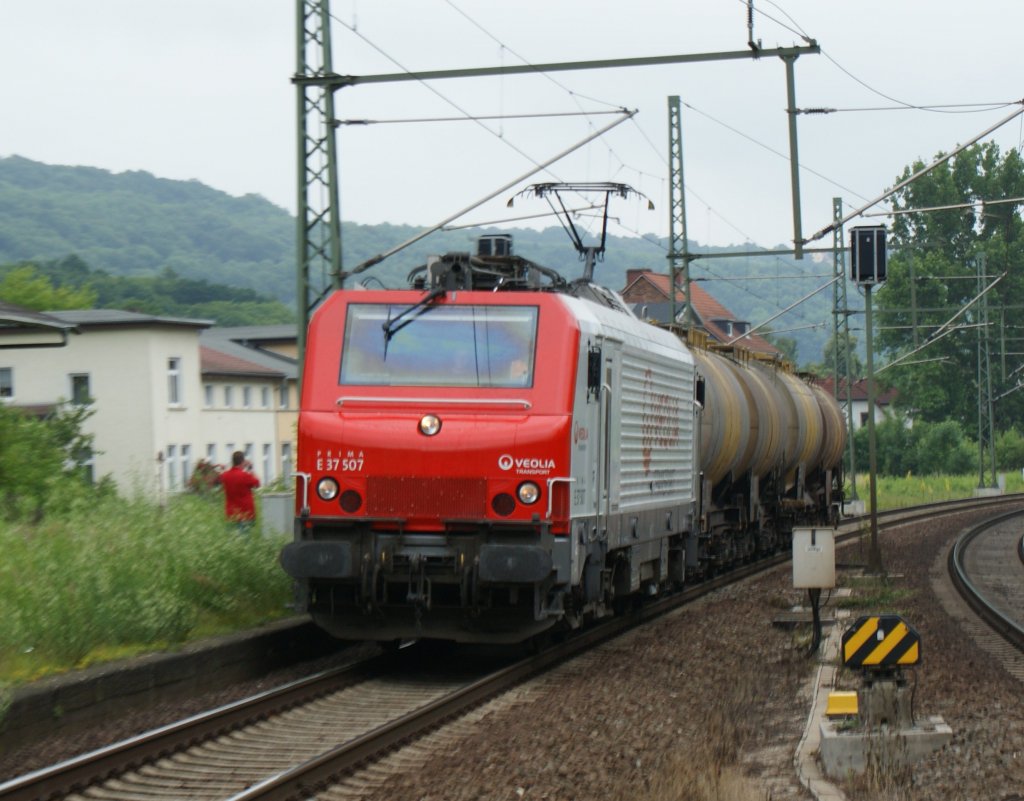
[295, 0, 342, 372]
[667, 96, 691, 327]
[831, 197, 857, 500]
[975, 252, 997, 488]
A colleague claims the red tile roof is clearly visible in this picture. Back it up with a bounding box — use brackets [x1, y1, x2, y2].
[200, 345, 283, 377]
[814, 376, 898, 405]
[621, 271, 781, 357]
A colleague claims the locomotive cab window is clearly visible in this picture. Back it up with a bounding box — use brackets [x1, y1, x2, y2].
[339, 304, 538, 388]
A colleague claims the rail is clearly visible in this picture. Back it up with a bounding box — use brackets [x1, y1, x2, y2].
[948, 506, 1024, 653]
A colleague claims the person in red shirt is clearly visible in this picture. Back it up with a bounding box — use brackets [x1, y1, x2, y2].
[218, 451, 261, 530]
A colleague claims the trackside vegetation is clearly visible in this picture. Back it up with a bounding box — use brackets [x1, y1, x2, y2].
[0, 493, 291, 684]
[0, 403, 291, 687]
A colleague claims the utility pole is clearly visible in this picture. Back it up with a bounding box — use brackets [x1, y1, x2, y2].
[831, 198, 857, 504]
[295, 0, 343, 376]
[975, 252, 997, 489]
[851, 225, 887, 575]
[864, 282, 882, 572]
[667, 96, 691, 327]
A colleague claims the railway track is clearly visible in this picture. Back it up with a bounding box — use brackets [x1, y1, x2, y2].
[948, 506, 1024, 655]
[3, 494, 1021, 801]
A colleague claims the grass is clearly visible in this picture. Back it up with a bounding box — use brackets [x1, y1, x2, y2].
[851, 471, 1024, 510]
[833, 575, 914, 611]
[0, 490, 291, 686]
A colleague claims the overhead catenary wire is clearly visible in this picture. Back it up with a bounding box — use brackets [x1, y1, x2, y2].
[606, 212, 832, 334]
[678, 100, 875, 205]
[329, 9, 578, 183]
[877, 273, 1007, 376]
[799, 101, 1020, 115]
[331, 6, 836, 342]
[332, 3, 828, 337]
[440, 0, 651, 243]
[443, 204, 601, 230]
[804, 104, 1024, 244]
[344, 110, 636, 279]
[745, 0, 1011, 117]
[336, 109, 630, 125]
[863, 196, 1024, 217]
[333, 3, 1009, 353]
[726, 275, 840, 346]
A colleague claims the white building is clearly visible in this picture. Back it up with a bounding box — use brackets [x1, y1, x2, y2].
[0, 309, 298, 498]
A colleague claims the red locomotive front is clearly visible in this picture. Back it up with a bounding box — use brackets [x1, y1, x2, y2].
[282, 289, 580, 642]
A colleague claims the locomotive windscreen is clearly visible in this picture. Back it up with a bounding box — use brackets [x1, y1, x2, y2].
[339, 303, 538, 387]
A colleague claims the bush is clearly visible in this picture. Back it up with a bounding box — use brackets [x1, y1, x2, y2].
[996, 427, 1024, 472]
[911, 420, 976, 475]
[854, 417, 976, 476]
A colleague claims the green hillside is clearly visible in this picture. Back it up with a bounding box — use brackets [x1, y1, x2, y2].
[0, 156, 833, 364]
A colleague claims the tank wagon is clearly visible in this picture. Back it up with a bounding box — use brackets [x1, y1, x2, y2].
[280, 230, 845, 645]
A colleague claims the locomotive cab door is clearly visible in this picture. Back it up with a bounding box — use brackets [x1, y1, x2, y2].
[598, 338, 623, 538]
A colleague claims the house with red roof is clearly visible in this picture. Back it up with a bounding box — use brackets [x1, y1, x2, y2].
[620, 269, 781, 358]
[814, 376, 901, 431]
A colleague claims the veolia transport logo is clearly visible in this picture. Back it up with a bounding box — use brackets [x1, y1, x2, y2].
[498, 454, 514, 471]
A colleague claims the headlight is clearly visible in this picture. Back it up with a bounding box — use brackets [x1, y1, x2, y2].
[317, 477, 340, 501]
[419, 414, 442, 436]
[517, 481, 540, 505]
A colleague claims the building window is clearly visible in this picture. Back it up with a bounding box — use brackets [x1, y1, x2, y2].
[244, 443, 254, 471]
[181, 444, 192, 487]
[204, 384, 214, 407]
[166, 444, 178, 491]
[243, 386, 252, 409]
[206, 443, 217, 464]
[81, 455, 95, 484]
[168, 358, 182, 406]
[0, 367, 12, 399]
[225, 442, 235, 462]
[70, 373, 91, 406]
[261, 386, 270, 408]
[279, 383, 289, 409]
[281, 442, 292, 479]
[224, 385, 233, 407]
[262, 443, 272, 482]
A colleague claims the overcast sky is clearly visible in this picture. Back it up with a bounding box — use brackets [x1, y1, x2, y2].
[2, 0, 1021, 254]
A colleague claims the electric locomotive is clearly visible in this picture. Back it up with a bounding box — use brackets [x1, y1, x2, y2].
[280, 184, 845, 645]
[281, 233, 699, 643]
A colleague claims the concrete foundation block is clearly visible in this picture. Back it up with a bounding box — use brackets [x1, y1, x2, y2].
[819, 716, 953, 779]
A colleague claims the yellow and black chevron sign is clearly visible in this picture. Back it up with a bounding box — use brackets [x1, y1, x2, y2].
[841, 615, 921, 668]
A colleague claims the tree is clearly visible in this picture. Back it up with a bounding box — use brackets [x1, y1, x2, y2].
[0, 264, 97, 310]
[0, 402, 98, 521]
[822, 330, 864, 380]
[875, 142, 1024, 432]
[763, 332, 798, 364]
